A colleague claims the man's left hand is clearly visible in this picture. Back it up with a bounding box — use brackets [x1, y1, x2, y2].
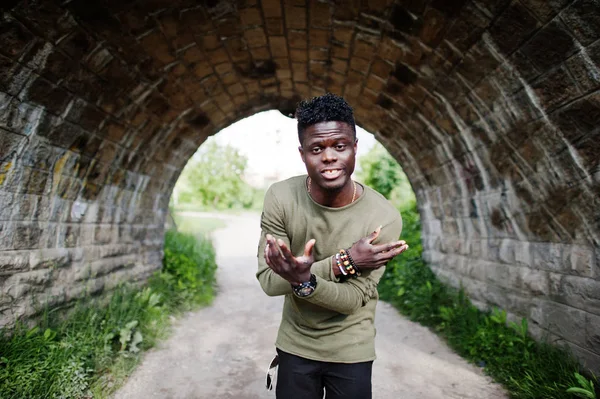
[264, 234, 315, 285]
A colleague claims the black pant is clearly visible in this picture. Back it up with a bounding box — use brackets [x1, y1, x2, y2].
[276, 349, 373, 399]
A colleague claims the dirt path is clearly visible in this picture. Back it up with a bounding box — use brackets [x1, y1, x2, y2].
[114, 213, 507, 399]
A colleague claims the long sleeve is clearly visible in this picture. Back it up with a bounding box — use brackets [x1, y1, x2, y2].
[256, 186, 338, 297]
[302, 216, 403, 314]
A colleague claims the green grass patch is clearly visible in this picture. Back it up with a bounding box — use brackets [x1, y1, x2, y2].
[0, 230, 217, 399]
[173, 213, 228, 238]
[379, 201, 598, 399]
[172, 203, 236, 213]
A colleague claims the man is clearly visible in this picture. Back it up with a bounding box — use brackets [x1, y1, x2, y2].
[256, 93, 408, 399]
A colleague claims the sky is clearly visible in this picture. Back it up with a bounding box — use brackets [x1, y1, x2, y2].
[193, 110, 379, 188]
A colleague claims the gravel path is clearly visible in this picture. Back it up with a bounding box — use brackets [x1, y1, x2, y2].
[114, 212, 507, 399]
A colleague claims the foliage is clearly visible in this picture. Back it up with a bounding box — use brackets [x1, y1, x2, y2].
[357, 142, 415, 207]
[175, 141, 261, 210]
[567, 373, 597, 398]
[0, 230, 217, 399]
[161, 230, 217, 308]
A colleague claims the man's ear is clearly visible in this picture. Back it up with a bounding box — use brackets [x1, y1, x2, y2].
[298, 146, 306, 164]
[353, 138, 358, 152]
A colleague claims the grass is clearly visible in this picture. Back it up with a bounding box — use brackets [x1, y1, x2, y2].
[171, 195, 264, 214]
[0, 230, 218, 399]
[173, 203, 243, 213]
[173, 213, 228, 238]
[379, 200, 598, 399]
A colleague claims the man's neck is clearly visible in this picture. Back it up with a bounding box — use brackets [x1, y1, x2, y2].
[310, 180, 356, 208]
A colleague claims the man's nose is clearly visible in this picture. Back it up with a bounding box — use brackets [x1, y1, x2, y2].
[322, 147, 337, 162]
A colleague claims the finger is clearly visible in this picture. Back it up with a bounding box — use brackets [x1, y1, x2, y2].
[265, 246, 279, 268]
[269, 237, 283, 256]
[266, 234, 281, 250]
[265, 250, 276, 269]
[272, 241, 292, 273]
[372, 240, 405, 253]
[265, 235, 276, 255]
[268, 253, 285, 272]
[265, 249, 278, 269]
[376, 244, 409, 261]
[267, 240, 284, 268]
[366, 225, 382, 244]
[387, 245, 408, 261]
[278, 239, 295, 264]
[264, 244, 271, 266]
[303, 239, 316, 257]
[387, 244, 408, 257]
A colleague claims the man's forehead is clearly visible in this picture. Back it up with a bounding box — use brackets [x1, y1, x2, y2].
[306, 120, 352, 130]
[303, 121, 354, 139]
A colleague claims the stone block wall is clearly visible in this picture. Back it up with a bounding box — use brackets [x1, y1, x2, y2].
[0, 0, 598, 372]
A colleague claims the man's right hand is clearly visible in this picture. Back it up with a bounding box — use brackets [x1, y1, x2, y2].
[347, 226, 408, 270]
[264, 234, 315, 285]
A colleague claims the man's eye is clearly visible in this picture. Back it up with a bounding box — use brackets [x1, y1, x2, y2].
[336, 145, 346, 150]
[312, 148, 322, 153]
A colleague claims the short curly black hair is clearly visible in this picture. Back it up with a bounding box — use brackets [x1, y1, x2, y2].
[295, 93, 356, 143]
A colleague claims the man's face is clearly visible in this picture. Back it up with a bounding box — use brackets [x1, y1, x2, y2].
[298, 121, 357, 192]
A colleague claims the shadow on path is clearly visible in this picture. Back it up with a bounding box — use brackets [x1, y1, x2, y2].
[114, 212, 507, 399]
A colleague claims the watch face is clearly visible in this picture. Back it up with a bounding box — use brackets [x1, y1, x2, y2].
[296, 286, 315, 297]
[293, 274, 317, 297]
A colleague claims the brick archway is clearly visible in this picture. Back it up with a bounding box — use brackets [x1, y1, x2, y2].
[0, 0, 599, 371]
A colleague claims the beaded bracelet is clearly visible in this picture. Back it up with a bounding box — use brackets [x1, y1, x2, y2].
[335, 253, 348, 276]
[339, 249, 360, 278]
[345, 248, 360, 276]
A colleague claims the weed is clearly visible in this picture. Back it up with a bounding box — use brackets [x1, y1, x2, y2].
[567, 372, 597, 398]
[0, 230, 217, 399]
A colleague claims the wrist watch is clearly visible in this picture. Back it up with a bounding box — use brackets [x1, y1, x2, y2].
[292, 274, 317, 297]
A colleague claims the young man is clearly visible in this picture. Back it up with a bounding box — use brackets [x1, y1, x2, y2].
[256, 93, 408, 399]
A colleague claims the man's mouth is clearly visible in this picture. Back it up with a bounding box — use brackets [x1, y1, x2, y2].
[321, 169, 343, 180]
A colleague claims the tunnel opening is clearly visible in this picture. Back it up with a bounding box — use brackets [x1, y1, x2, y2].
[168, 109, 417, 237]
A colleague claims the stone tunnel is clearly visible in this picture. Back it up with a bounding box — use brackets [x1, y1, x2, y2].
[0, 0, 599, 372]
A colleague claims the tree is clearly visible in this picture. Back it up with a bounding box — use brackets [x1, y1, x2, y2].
[357, 142, 415, 208]
[176, 141, 256, 210]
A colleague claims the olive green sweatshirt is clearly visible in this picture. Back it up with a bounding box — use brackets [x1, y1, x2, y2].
[256, 175, 403, 363]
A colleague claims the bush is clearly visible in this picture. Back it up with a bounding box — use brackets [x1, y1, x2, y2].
[357, 142, 415, 208]
[0, 230, 217, 399]
[174, 141, 261, 210]
[379, 201, 597, 399]
[159, 230, 217, 309]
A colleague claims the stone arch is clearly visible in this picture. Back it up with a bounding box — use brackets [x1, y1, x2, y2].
[0, 0, 599, 371]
